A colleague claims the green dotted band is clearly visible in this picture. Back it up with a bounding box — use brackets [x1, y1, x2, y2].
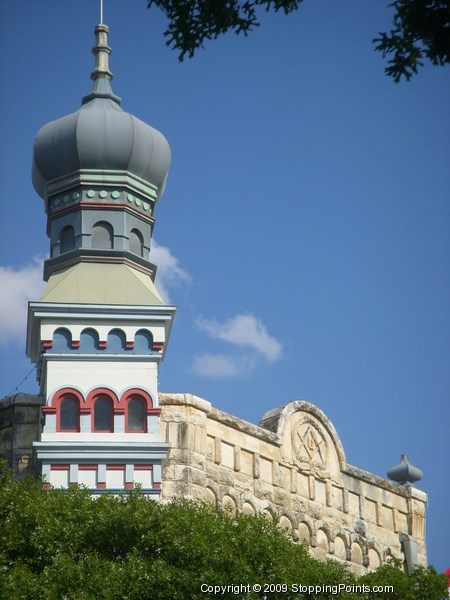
[51, 190, 153, 215]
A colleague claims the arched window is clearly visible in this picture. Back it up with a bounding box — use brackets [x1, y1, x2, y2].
[93, 397, 113, 432]
[92, 222, 113, 249]
[80, 328, 99, 353]
[60, 225, 75, 253]
[126, 397, 146, 432]
[129, 229, 144, 257]
[134, 329, 153, 354]
[52, 328, 72, 352]
[59, 397, 79, 431]
[106, 329, 126, 353]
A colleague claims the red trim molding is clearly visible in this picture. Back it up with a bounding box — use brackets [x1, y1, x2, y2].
[134, 464, 153, 470]
[79, 464, 98, 470]
[42, 340, 53, 349]
[86, 387, 119, 409]
[106, 465, 125, 470]
[71, 341, 80, 348]
[98, 341, 107, 349]
[97, 482, 106, 489]
[125, 482, 134, 489]
[51, 464, 70, 471]
[153, 482, 161, 489]
[120, 388, 154, 409]
[51, 388, 84, 408]
[42, 406, 57, 414]
[152, 342, 163, 351]
[126, 341, 134, 350]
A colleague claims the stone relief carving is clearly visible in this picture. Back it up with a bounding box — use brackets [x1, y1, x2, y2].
[292, 416, 329, 476]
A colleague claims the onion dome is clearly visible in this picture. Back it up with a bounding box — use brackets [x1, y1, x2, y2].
[387, 454, 423, 486]
[32, 24, 171, 203]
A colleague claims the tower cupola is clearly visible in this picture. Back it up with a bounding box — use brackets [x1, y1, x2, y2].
[27, 22, 176, 497]
[31, 24, 170, 304]
[32, 24, 171, 202]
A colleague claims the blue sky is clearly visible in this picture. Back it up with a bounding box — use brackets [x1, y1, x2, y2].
[0, 0, 449, 571]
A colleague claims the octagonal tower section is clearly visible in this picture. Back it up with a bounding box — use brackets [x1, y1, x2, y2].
[27, 24, 175, 496]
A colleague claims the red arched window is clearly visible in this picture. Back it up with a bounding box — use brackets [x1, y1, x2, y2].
[51, 388, 83, 432]
[121, 389, 159, 433]
[93, 397, 113, 432]
[126, 397, 146, 432]
[86, 388, 118, 432]
[60, 397, 78, 431]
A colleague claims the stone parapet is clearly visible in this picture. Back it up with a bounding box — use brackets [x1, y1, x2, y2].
[159, 393, 427, 574]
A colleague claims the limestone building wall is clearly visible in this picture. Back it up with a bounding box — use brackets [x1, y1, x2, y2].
[0, 394, 44, 476]
[160, 394, 427, 574]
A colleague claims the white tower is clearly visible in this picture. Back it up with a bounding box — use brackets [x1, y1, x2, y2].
[27, 24, 175, 495]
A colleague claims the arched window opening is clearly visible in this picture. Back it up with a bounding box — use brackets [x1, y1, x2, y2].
[60, 397, 78, 431]
[127, 397, 146, 432]
[129, 229, 144, 257]
[106, 329, 126, 353]
[134, 329, 153, 354]
[80, 328, 99, 353]
[92, 222, 113, 249]
[52, 328, 72, 352]
[60, 225, 75, 254]
[94, 397, 113, 432]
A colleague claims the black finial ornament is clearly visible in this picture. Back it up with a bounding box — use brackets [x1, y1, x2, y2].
[387, 454, 423, 486]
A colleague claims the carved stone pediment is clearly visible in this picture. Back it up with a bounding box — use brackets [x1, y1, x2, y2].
[292, 416, 329, 476]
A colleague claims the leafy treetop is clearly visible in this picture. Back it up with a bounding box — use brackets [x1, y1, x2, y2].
[147, 0, 450, 82]
[0, 461, 447, 599]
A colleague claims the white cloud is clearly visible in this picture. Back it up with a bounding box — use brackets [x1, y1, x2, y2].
[196, 313, 282, 362]
[191, 353, 255, 379]
[0, 257, 45, 345]
[191, 313, 283, 379]
[150, 240, 191, 303]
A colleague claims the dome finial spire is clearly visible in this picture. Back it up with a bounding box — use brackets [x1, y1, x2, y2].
[100, 0, 104, 25]
[82, 22, 121, 105]
[91, 23, 113, 81]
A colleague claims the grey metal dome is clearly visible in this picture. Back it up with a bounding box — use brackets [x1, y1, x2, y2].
[32, 24, 171, 201]
[387, 454, 423, 486]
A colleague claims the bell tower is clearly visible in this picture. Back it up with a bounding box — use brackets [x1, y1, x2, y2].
[27, 24, 175, 495]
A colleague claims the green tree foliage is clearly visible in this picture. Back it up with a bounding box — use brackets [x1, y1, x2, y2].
[359, 558, 448, 600]
[147, 0, 450, 81]
[147, 0, 303, 61]
[373, 0, 450, 82]
[0, 463, 447, 599]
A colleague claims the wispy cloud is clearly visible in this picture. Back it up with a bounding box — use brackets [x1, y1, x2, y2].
[191, 313, 282, 379]
[196, 313, 282, 362]
[191, 353, 255, 379]
[150, 240, 191, 303]
[0, 257, 45, 345]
